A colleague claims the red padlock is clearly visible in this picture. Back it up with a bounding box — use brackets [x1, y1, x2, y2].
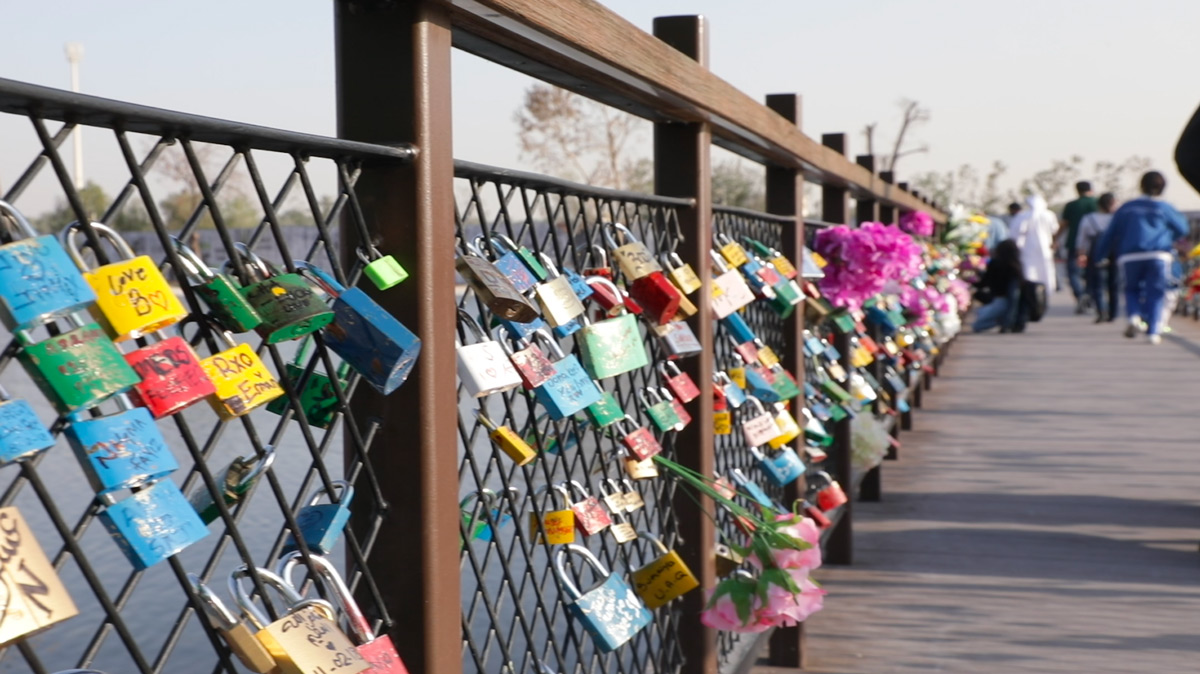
[586, 276, 644, 317]
[582, 244, 613, 280]
[616, 416, 662, 461]
[568, 481, 613, 536]
[803, 501, 832, 529]
[125, 332, 215, 418]
[498, 330, 557, 389]
[812, 471, 849, 511]
[629, 271, 683, 326]
[660, 361, 700, 403]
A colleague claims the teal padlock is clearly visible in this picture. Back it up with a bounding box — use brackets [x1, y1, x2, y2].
[639, 387, 682, 433]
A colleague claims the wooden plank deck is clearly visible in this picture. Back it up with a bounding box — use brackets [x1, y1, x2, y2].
[799, 300, 1200, 672]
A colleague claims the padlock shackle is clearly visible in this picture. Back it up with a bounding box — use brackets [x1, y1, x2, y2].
[229, 565, 309, 631]
[475, 410, 500, 432]
[637, 387, 664, 408]
[659, 251, 687, 271]
[532, 483, 572, 509]
[0, 200, 38, 240]
[306, 479, 352, 508]
[583, 276, 627, 315]
[657, 386, 676, 402]
[170, 236, 217, 284]
[188, 573, 239, 631]
[621, 478, 640, 495]
[456, 309, 491, 346]
[177, 315, 239, 352]
[553, 543, 610, 601]
[277, 552, 376, 645]
[742, 395, 767, 416]
[62, 221, 136, 270]
[293, 260, 345, 297]
[659, 361, 684, 380]
[355, 243, 385, 264]
[567, 479, 592, 502]
[530, 329, 566, 361]
[233, 243, 278, 282]
[536, 251, 561, 280]
[598, 479, 621, 500]
[486, 233, 522, 256]
[601, 222, 639, 250]
[709, 250, 731, 274]
[634, 530, 669, 556]
[585, 244, 608, 270]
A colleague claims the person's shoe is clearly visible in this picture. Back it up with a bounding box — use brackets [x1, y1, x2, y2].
[1148, 334, 1162, 345]
[1075, 298, 1086, 315]
[1094, 314, 1105, 324]
[1124, 319, 1142, 338]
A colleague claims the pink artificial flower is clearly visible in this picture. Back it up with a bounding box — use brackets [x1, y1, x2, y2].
[899, 211, 935, 237]
[700, 589, 772, 634]
[756, 572, 827, 626]
[747, 514, 823, 573]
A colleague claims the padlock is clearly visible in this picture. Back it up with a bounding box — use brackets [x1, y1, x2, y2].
[0, 507, 79, 647]
[714, 543, 744, 578]
[555, 544, 652, 652]
[639, 388, 682, 433]
[456, 310, 523, 397]
[189, 446, 277, 524]
[737, 254, 777, 300]
[654, 319, 703, 360]
[17, 313, 142, 414]
[714, 232, 749, 268]
[456, 240, 539, 322]
[584, 275, 643, 317]
[62, 221, 188, 341]
[276, 553, 410, 674]
[728, 365, 747, 390]
[495, 328, 557, 389]
[848, 372, 878, 403]
[599, 479, 628, 513]
[621, 478, 645, 511]
[659, 361, 700, 403]
[743, 236, 798, 279]
[224, 244, 335, 344]
[459, 490, 514, 543]
[0, 200, 95, 331]
[767, 403, 802, 449]
[64, 393, 179, 494]
[614, 416, 662, 462]
[604, 222, 661, 280]
[266, 338, 350, 429]
[567, 480, 613, 536]
[294, 262, 421, 395]
[741, 397, 783, 449]
[661, 251, 701, 295]
[356, 243, 409, 290]
[487, 234, 548, 283]
[811, 471, 849, 512]
[98, 479, 210, 570]
[713, 409, 733, 435]
[576, 278, 649, 379]
[585, 384, 625, 429]
[122, 325, 216, 419]
[0, 385, 56, 465]
[849, 338, 874, 369]
[769, 364, 802, 401]
[755, 341, 780, 369]
[608, 508, 638, 544]
[659, 387, 691, 430]
[190, 323, 285, 420]
[628, 269, 682, 327]
[805, 442, 829, 464]
[283, 480, 353, 555]
[531, 256, 586, 329]
[622, 447, 659, 480]
[188, 573, 278, 674]
[477, 411, 537, 465]
[802, 499, 833, 529]
[729, 468, 778, 511]
[750, 446, 806, 487]
[710, 252, 756, 318]
[803, 407, 834, 447]
[229, 566, 369, 674]
[715, 371, 747, 409]
[631, 532, 699, 609]
[582, 244, 613, 279]
[172, 237, 262, 333]
[472, 235, 537, 293]
[528, 331, 603, 420]
[743, 362, 781, 404]
[530, 485, 575, 545]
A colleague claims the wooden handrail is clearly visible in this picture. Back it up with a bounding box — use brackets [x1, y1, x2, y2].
[439, 0, 945, 220]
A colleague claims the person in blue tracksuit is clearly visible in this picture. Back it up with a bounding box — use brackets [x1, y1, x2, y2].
[1094, 171, 1189, 344]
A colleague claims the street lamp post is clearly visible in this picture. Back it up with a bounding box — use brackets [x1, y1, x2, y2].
[65, 42, 84, 189]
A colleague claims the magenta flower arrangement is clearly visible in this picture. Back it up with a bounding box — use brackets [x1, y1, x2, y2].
[899, 211, 935, 237]
[652, 456, 826, 633]
[813, 223, 924, 311]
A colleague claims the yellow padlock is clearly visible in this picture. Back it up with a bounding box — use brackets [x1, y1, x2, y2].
[715, 233, 749, 268]
[631, 532, 699, 609]
[531, 485, 575, 545]
[63, 221, 187, 341]
[767, 404, 802, 449]
[662, 252, 702, 295]
[756, 343, 781, 369]
[188, 322, 284, 420]
[604, 223, 662, 280]
[849, 339, 874, 369]
[0, 507, 78, 647]
[728, 367, 747, 390]
[714, 410, 733, 435]
[477, 411, 537, 465]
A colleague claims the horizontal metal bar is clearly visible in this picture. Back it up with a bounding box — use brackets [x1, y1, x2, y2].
[0, 78, 415, 163]
[454, 158, 695, 207]
[712, 204, 797, 225]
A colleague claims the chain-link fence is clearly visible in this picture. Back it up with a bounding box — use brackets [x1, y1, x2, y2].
[0, 79, 410, 674]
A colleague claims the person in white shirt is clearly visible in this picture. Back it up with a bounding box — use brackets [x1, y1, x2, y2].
[1009, 194, 1059, 299]
[1076, 193, 1117, 322]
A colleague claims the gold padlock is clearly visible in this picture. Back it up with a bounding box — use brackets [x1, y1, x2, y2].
[608, 510, 638, 544]
[477, 411, 537, 465]
[532, 255, 586, 328]
[230, 566, 369, 674]
[189, 573, 277, 673]
[600, 479, 628, 513]
[767, 403, 802, 449]
[714, 543, 744, 578]
[621, 478, 645, 511]
[0, 507, 78, 647]
[62, 221, 188, 341]
[756, 342, 781, 369]
[605, 223, 661, 280]
[624, 451, 658, 480]
[715, 233, 750, 268]
[631, 532, 699, 609]
[531, 485, 575, 545]
[662, 252, 702, 295]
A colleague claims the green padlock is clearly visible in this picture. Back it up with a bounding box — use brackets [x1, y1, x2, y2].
[586, 386, 625, 428]
[172, 238, 263, 334]
[267, 338, 351, 429]
[639, 387, 682, 433]
[831, 311, 858, 334]
[226, 243, 335, 344]
[357, 245, 409, 290]
[17, 313, 141, 413]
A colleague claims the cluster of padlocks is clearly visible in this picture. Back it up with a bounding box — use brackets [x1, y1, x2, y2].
[0, 199, 418, 671]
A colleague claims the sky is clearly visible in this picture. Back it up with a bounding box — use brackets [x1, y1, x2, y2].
[2, 0, 1200, 217]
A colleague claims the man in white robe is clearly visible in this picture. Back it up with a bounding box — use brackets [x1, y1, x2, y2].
[1010, 194, 1058, 297]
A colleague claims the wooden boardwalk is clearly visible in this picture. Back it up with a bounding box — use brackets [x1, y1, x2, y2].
[801, 300, 1200, 673]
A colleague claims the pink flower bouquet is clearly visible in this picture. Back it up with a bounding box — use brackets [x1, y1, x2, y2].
[814, 223, 924, 311]
[899, 211, 935, 237]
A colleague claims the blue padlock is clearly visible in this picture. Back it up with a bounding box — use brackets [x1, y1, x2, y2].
[751, 446, 806, 487]
[729, 468, 779, 511]
[296, 262, 422, 396]
[562, 266, 594, 303]
[0, 386, 56, 464]
[98, 479, 210, 570]
[744, 365, 780, 404]
[64, 394, 179, 494]
[496, 314, 550, 342]
[529, 331, 603, 420]
[803, 333, 826, 357]
[721, 311, 757, 345]
[555, 544, 652, 653]
[478, 235, 539, 292]
[0, 200, 97, 331]
[714, 371, 747, 409]
[282, 480, 353, 555]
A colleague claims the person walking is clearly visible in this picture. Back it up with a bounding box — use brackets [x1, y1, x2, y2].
[1076, 192, 1118, 322]
[1060, 181, 1098, 313]
[1009, 194, 1058, 296]
[972, 239, 1027, 332]
[1095, 171, 1189, 344]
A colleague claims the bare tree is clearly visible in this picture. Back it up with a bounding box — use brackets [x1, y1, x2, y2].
[862, 123, 876, 161]
[885, 99, 930, 173]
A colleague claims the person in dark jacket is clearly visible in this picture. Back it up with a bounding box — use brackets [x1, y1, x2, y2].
[972, 239, 1027, 332]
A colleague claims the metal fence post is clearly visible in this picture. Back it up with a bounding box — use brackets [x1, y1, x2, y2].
[652, 15, 717, 674]
[335, 3, 461, 674]
[878, 171, 896, 225]
[820, 133, 854, 566]
[764, 92, 809, 669]
[855, 155, 878, 225]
